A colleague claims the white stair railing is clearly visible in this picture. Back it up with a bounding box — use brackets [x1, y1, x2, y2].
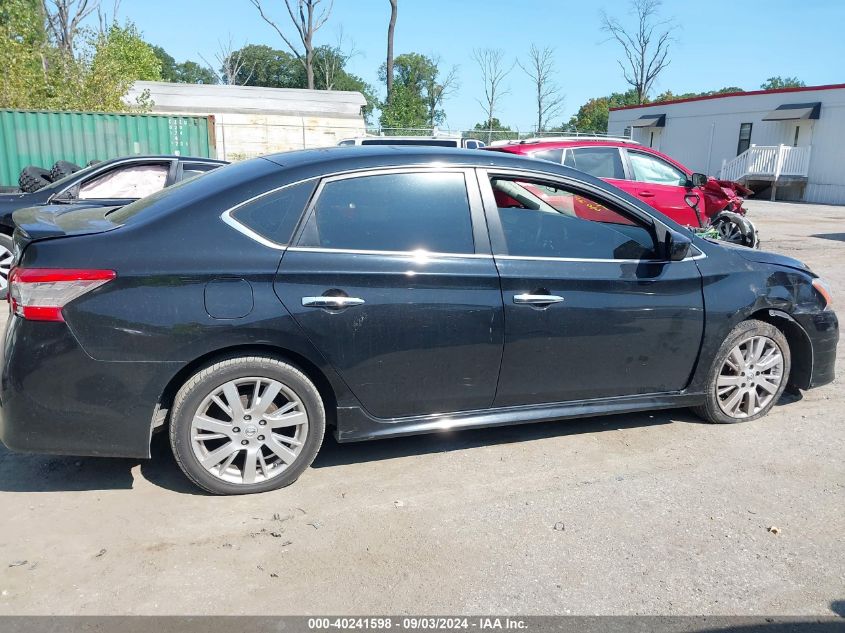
[719, 145, 811, 181]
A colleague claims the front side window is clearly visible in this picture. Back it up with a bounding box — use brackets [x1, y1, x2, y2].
[490, 176, 655, 260]
[562, 147, 625, 179]
[231, 180, 317, 245]
[78, 163, 169, 199]
[627, 151, 688, 186]
[298, 171, 474, 254]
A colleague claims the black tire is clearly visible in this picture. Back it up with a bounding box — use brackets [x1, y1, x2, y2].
[710, 211, 758, 248]
[18, 166, 52, 193]
[49, 160, 81, 182]
[169, 356, 326, 495]
[692, 319, 791, 424]
[0, 232, 13, 300]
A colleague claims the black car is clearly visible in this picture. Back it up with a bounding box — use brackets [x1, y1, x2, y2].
[0, 147, 837, 495]
[0, 155, 227, 294]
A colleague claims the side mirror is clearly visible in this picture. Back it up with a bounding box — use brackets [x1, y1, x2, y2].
[689, 172, 708, 188]
[665, 229, 692, 261]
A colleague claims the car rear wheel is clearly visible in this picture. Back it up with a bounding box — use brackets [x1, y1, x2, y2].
[692, 319, 790, 424]
[0, 233, 14, 299]
[169, 356, 325, 495]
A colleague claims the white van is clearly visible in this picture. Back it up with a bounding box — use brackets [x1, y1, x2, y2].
[337, 136, 486, 149]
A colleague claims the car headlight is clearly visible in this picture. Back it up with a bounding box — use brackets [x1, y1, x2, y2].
[812, 278, 834, 311]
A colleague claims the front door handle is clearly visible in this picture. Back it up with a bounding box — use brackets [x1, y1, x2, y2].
[638, 190, 655, 198]
[302, 296, 365, 308]
[513, 294, 564, 305]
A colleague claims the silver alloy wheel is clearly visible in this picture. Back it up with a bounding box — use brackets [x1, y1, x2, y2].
[0, 243, 12, 291]
[716, 335, 784, 418]
[190, 377, 309, 485]
[715, 217, 744, 243]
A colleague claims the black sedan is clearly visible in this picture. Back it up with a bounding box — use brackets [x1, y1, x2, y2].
[0, 147, 838, 495]
[0, 155, 227, 294]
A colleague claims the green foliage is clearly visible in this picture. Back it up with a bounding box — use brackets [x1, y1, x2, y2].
[0, 0, 50, 108]
[567, 89, 640, 133]
[0, 12, 161, 111]
[463, 118, 516, 143]
[151, 45, 178, 81]
[760, 76, 805, 90]
[379, 52, 451, 128]
[231, 44, 300, 87]
[653, 86, 744, 101]
[152, 45, 216, 84]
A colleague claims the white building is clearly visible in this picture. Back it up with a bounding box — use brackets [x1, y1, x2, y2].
[608, 83, 845, 204]
[126, 81, 368, 161]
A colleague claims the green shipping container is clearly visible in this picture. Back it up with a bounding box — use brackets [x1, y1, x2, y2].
[0, 109, 216, 187]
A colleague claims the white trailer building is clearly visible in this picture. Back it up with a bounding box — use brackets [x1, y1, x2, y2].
[608, 83, 845, 204]
[126, 81, 367, 161]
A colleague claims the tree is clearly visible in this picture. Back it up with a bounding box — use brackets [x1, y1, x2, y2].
[653, 86, 743, 102]
[378, 52, 454, 129]
[249, 0, 334, 90]
[464, 118, 514, 143]
[0, 0, 51, 108]
[601, 0, 673, 104]
[386, 0, 397, 103]
[199, 37, 254, 85]
[567, 88, 640, 132]
[760, 76, 805, 90]
[84, 22, 161, 110]
[176, 61, 216, 85]
[518, 44, 565, 133]
[472, 47, 512, 142]
[228, 44, 298, 87]
[151, 45, 177, 81]
[42, 0, 100, 57]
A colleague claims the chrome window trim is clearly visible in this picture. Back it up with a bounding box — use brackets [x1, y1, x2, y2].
[494, 251, 706, 264]
[219, 176, 319, 251]
[286, 246, 492, 259]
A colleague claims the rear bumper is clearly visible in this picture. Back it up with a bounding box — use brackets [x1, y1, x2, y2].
[796, 310, 839, 388]
[0, 315, 180, 458]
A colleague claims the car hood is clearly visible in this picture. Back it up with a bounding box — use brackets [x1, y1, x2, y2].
[714, 240, 811, 273]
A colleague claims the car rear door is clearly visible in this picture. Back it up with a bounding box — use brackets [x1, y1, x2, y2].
[624, 149, 701, 227]
[273, 168, 504, 419]
[479, 168, 704, 407]
[562, 146, 632, 193]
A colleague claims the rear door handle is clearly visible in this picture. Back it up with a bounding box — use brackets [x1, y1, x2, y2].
[302, 296, 365, 308]
[513, 294, 564, 305]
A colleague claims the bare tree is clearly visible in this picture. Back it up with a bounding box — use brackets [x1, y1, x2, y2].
[472, 48, 512, 143]
[424, 59, 458, 127]
[249, 0, 334, 90]
[200, 37, 255, 86]
[96, 0, 121, 33]
[42, 0, 100, 56]
[314, 28, 358, 90]
[386, 0, 398, 102]
[601, 0, 673, 104]
[518, 44, 565, 133]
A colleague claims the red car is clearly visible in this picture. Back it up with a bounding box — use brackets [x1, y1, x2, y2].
[485, 138, 757, 247]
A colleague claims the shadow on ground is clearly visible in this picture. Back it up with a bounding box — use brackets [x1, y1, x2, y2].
[0, 392, 803, 496]
[811, 233, 845, 242]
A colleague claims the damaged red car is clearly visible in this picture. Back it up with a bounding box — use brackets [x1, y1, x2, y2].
[485, 138, 757, 247]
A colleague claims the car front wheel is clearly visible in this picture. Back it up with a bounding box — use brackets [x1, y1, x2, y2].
[693, 319, 791, 424]
[169, 356, 325, 495]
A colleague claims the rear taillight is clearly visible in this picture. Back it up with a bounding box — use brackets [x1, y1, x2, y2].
[8, 268, 116, 322]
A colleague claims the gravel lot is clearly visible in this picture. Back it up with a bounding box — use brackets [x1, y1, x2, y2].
[0, 200, 843, 616]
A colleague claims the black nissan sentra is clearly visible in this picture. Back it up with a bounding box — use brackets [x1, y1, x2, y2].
[0, 147, 837, 495]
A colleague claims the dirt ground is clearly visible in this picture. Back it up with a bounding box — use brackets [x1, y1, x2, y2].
[0, 200, 843, 616]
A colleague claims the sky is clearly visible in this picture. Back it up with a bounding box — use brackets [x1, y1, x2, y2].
[117, 0, 843, 131]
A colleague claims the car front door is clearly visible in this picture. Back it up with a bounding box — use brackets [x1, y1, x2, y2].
[479, 168, 704, 407]
[273, 168, 504, 419]
[624, 149, 701, 227]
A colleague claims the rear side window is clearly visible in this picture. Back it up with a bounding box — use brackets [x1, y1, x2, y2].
[563, 147, 625, 179]
[530, 148, 563, 163]
[180, 163, 219, 182]
[298, 172, 474, 254]
[231, 180, 316, 245]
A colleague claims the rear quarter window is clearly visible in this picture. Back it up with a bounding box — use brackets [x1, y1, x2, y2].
[230, 180, 317, 245]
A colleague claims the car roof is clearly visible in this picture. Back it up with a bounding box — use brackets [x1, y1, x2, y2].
[94, 155, 228, 165]
[488, 139, 640, 153]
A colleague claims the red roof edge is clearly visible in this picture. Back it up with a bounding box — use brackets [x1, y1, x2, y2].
[609, 83, 845, 112]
